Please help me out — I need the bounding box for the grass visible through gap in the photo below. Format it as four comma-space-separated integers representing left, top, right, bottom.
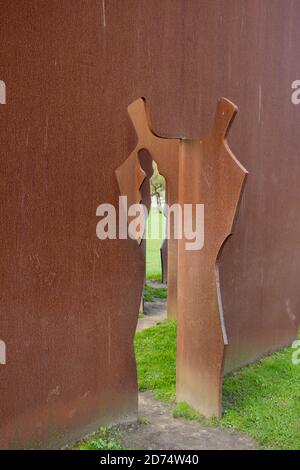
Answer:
134, 320, 300, 450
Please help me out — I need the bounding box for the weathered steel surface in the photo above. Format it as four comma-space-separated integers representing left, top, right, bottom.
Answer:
120, 97, 247, 418
115, 149, 146, 236
0, 1, 147, 449
116, 99, 180, 318
176, 99, 247, 417
0, 0, 299, 448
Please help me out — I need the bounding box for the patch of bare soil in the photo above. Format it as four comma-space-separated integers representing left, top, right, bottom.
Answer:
118, 391, 256, 450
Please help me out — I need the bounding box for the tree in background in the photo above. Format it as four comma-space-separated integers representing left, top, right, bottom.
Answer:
150, 162, 165, 211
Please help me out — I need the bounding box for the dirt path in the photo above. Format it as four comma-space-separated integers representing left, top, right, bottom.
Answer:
120, 391, 255, 450
136, 299, 167, 331
136, 280, 167, 331
130, 293, 256, 450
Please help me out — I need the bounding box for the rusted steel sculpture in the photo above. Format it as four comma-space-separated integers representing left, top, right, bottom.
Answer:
116, 97, 247, 417
176, 98, 248, 417
116, 98, 180, 319
1, 0, 300, 449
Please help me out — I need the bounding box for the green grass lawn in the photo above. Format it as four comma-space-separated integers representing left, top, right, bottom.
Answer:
143, 284, 167, 302
134, 320, 300, 450
146, 209, 165, 281
74, 427, 123, 450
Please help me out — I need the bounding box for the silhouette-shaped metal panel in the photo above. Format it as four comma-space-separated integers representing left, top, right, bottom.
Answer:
115, 98, 180, 318
176, 98, 248, 417
116, 97, 247, 418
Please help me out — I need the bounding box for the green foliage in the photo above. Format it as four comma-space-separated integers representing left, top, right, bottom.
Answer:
143, 284, 167, 302
77, 427, 123, 450
150, 162, 165, 197
137, 417, 149, 425
172, 402, 204, 422
135, 320, 300, 450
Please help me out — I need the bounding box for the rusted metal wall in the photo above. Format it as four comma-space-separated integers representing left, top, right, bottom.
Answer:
0, 0, 299, 448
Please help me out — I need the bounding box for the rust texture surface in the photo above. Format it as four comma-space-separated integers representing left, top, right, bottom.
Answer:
0, 0, 299, 447
116, 99, 180, 318
176, 99, 247, 417
119, 97, 247, 417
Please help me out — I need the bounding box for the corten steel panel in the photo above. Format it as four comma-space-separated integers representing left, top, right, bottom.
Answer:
0, 0, 299, 447
171, 0, 300, 372
176, 99, 247, 417
117, 97, 247, 418
116, 99, 180, 319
